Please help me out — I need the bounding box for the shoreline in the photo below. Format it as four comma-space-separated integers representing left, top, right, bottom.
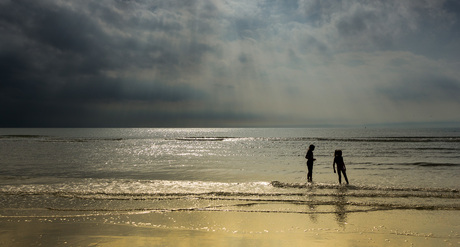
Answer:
1, 209, 458, 246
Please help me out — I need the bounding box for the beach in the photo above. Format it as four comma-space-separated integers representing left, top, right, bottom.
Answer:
1, 206, 459, 246
2, 0, 460, 245
0, 128, 459, 246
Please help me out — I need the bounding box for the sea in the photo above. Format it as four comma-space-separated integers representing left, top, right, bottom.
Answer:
0, 128, 459, 222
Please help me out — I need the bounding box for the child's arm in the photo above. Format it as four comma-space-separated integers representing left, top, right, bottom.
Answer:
333, 158, 336, 173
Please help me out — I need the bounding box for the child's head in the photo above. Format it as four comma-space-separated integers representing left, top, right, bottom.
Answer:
309, 144, 315, 150
334, 150, 342, 156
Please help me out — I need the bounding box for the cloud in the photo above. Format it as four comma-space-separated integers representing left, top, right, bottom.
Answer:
379, 75, 460, 102
1, 0, 460, 127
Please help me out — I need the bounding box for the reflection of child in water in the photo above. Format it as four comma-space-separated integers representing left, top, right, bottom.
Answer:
333, 150, 349, 184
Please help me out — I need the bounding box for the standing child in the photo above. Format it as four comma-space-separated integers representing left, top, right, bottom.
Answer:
333, 150, 349, 184
305, 145, 316, 182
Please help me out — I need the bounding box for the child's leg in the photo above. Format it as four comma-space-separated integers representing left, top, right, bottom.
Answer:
342, 170, 349, 184
338, 170, 342, 184
307, 163, 313, 182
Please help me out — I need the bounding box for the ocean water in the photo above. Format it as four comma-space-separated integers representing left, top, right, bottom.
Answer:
0, 128, 459, 221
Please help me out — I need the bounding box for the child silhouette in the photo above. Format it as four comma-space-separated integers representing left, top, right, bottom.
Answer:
333, 150, 349, 184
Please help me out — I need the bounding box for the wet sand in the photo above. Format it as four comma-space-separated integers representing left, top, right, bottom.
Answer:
1, 209, 458, 246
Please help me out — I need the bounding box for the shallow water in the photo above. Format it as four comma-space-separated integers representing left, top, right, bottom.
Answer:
0, 128, 459, 220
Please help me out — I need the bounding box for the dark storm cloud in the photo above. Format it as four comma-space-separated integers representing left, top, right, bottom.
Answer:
0, 0, 218, 126
1, 0, 460, 127
0, 0, 215, 79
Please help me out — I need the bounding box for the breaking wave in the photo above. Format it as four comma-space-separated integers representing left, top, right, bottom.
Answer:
0, 179, 458, 219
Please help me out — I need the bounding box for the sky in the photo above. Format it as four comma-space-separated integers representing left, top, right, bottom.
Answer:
1, 0, 460, 127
